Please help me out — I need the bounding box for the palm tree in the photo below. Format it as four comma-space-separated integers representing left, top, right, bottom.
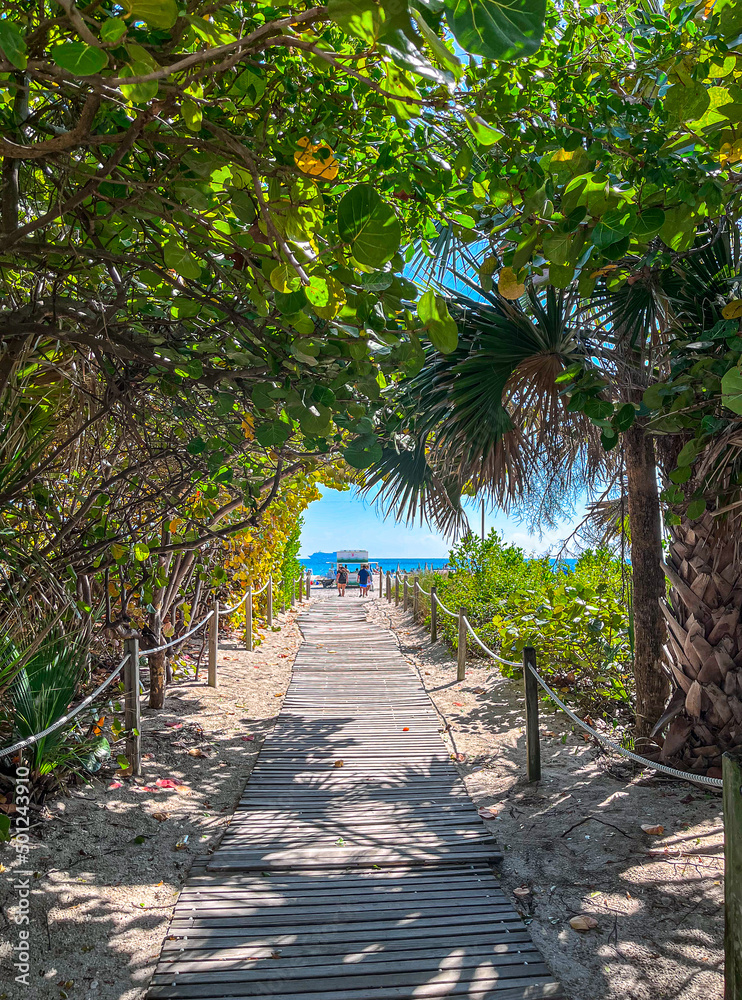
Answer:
366, 278, 672, 737
369, 234, 742, 767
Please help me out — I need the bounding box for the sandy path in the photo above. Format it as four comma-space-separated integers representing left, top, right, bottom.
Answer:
0, 600, 310, 1000
368, 596, 724, 1000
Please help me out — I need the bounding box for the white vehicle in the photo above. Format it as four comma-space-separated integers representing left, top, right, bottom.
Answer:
326, 550, 379, 588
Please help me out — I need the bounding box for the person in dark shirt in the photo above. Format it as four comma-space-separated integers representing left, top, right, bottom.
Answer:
336, 565, 348, 596
358, 564, 371, 597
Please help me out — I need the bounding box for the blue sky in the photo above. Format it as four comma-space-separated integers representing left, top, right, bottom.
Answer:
299, 486, 584, 559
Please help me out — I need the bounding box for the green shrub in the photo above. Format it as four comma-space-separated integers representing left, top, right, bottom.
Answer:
423, 532, 633, 717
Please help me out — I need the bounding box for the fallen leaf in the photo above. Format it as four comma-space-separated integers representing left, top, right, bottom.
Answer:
641, 824, 665, 836
453, 702, 464, 707
513, 886, 530, 897
402, 727, 410, 732
569, 915, 598, 932
334, 760, 344, 768
108, 782, 123, 790
472, 687, 486, 695
478, 807, 498, 819
274, 693, 283, 698
164, 722, 183, 729
188, 748, 205, 757
242, 735, 255, 742
152, 812, 168, 822
455, 753, 466, 762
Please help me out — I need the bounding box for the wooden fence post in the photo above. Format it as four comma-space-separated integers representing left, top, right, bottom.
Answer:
267, 576, 273, 627
724, 750, 742, 999
290, 577, 295, 608
413, 576, 419, 621
523, 645, 541, 781
430, 585, 437, 643
386, 571, 391, 602
244, 586, 253, 652
123, 636, 141, 776
208, 599, 219, 688
306, 574, 311, 600
379, 570, 383, 598
403, 576, 408, 612
395, 573, 400, 607
457, 606, 467, 681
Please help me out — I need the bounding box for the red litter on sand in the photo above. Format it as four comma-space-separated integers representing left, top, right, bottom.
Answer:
242, 735, 255, 741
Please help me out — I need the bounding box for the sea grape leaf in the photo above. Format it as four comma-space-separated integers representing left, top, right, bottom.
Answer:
444, 0, 546, 61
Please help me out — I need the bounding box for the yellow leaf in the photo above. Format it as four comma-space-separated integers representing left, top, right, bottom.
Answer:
498, 267, 525, 300
720, 140, 742, 166
723, 300, 742, 319
641, 823, 664, 836
294, 138, 339, 181
596, 12, 609, 24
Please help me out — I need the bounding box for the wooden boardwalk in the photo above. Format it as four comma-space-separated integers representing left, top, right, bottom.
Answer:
148, 595, 564, 1000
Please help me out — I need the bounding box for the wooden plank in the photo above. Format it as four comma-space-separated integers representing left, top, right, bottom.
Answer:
146, 595, 560, 1000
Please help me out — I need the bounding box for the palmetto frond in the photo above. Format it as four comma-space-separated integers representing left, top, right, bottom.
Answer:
365, 285, 612, 534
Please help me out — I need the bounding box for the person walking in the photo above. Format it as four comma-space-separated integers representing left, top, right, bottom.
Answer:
358, 564, 371, 597
336, 564, 348, 597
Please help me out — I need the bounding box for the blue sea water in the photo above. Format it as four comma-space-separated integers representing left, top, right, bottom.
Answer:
300, 555, 450, 579
299, 553, 579, 579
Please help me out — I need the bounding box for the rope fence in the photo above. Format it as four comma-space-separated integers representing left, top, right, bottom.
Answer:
0, 573, 288, 771
388, 570, 722, 790
0, 653, 130, 760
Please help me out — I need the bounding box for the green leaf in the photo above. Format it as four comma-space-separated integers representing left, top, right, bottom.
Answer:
182, 98, 202, 132
0, 21, 27, 69
256, 421, 291, 447
687, 498, 706, 520
124, 0, 178, 30
133, 543, 150, 561
101, 17, 128, 43
633, 208, 665, 241
444, 0, 545, 60
463, 113, 503, 147
164, 241, 202, 280
270, 263, 302, 294
721, 366, 742, 415
592, 207, 634, 249
337, 185, 401, 267
613, 403, 636, 432
327, 0, 383, 44
51, 43, 108, 76
676, 440, 699, 467
669, 466, 692, 484
0, 813, 10, 842
418, 290, 458, 353
299, 404, 332, 436
344, 439, 383, 469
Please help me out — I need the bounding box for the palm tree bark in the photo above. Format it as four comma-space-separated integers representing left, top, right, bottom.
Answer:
657, 513, 742, 776
624, 419, 669, 736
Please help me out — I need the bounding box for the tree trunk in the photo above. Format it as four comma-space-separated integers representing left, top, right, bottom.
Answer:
624, 419, 669, 737
148, 609, 166, 709
658, 512, 742, 777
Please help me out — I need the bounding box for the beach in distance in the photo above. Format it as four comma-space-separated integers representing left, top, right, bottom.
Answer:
299, 552, 579, 580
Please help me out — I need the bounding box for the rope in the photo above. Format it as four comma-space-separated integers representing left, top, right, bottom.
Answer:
431, 587, 722, 789
463, 616, 521, 668
0, 653, 130, 759
417, 583, 431, 596
526, 661, 723, 788
139, 610, 214, 656
432, 590, 458, 618
222, 590, 251, 614
253, 579, 269, 595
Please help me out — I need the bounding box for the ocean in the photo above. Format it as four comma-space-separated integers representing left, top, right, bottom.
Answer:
299, 554, 579, 579
299, 555, 450, 579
